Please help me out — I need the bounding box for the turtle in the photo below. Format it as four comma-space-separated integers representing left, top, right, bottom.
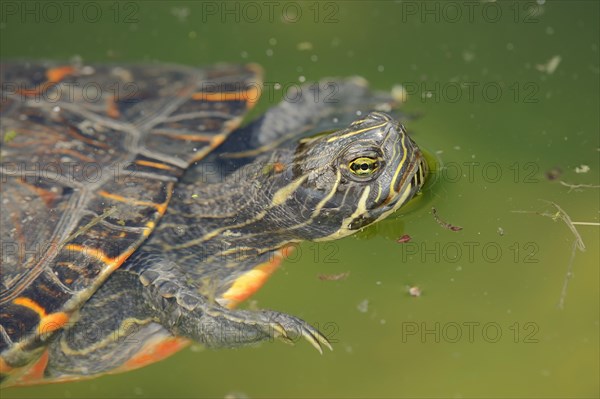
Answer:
0, 61, 428, 386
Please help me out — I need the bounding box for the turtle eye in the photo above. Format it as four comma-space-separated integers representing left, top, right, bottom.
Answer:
349, 157, 379, 177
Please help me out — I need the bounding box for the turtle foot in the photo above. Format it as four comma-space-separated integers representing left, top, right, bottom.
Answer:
263, 310, 333, 354
195, 307, 333, 354
134, 257, 332, 353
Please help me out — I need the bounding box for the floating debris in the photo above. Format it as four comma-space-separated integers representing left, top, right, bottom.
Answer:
318, 272, 350, 281
189, 344, 205, 353
462, 50, 475, 63
558, 181, 600, 192
545, 166, 562, 181
511, 200, 596, 309
536, 55, 562, 75
432, 207, 463, 231
575, 164, 590, 174
408, 286, 422, 297
391, 84, 408, 103
497, 227, 505, 236
396, 234, 412, 243
356, 299, 369, 313
224, 392, 249, 399
297, 41, 313, 51
170, 7, 190, 23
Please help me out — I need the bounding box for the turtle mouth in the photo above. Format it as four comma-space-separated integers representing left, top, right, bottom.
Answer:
388, 153, 427, 210
393, 152, 427, 201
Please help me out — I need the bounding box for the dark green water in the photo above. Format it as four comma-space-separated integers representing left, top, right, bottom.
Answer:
1, 1, 598, 398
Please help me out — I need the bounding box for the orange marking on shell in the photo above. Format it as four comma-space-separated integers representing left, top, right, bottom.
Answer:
210, 134, 226, 148
16, 350, 49, 385
119, 337, 190, 372
46, 66, 75, 82
191, 85, 260, 108
153, 131, 215, 142
106, 97, 120, 119
17, 83, 55, 97
16, 66, 75, 97
244, 85, 260, 108
10, 337, 190, 386
221, 244, 296, 309
17, 180, 58, 208
37, 312, 69, 335
192, 90, 246, 102
98, 190, 168, 215
65, 126, 110, 149
143, 221, 155, 237
134, 159, 177, 171
0, 357, 14, 374
64, 243, 115, 264
64, 244, 135, 273
13, 297, 47, 318
14, 298, 70, 335
54, 148, 96, 163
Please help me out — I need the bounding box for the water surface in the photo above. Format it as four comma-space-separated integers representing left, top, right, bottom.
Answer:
1, 1, 598, 398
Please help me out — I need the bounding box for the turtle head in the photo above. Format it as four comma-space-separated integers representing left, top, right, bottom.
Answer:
279, 111, 428, 241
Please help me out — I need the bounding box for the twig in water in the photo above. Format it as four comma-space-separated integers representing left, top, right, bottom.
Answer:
431, 207, 463, 231
559, 180, 600, 192
512, 200, 596, 308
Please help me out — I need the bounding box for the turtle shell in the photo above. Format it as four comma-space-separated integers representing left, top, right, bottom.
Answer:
0, 61, 262, 377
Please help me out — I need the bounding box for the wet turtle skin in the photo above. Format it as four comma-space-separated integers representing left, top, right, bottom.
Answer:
0, 61, 428, 386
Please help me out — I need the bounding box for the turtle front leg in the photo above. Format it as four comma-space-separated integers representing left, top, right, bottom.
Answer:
43, 262, 330, 382
136, 259, 332, 353
163, 300, 331, 353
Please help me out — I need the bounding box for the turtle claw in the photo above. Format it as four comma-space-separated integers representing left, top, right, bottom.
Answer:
166, 292, 332, 353
291, 320, 333, 355
200, 307, 332, 353
261, 310, 332, 354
